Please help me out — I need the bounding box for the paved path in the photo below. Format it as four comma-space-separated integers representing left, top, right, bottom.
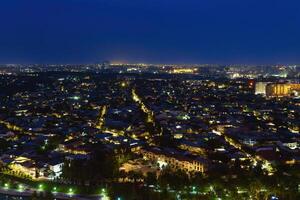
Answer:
0, 188, 100, 200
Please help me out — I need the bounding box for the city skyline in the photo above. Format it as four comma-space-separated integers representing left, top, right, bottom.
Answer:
0, 1, 299, 199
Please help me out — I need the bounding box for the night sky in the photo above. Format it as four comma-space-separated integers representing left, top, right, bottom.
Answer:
0, 0, 299, 64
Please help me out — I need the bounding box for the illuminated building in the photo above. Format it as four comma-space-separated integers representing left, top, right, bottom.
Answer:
255, 82, 269, 95
266, 83, 300, 97
290, 83, 300, 96
96, 60, 111, 70
169, 68, 198, 74
141, 148, 206, 173
48, 160, 64, 179
9, 157, 37, 179
248, 79, 255, 88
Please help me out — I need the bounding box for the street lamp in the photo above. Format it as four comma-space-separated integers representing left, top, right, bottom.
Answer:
68, 187, 74, 195
18, 184, 23, 191
38, 184, 43, 190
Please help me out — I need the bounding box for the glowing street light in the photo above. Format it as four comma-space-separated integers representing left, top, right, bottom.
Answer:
100, 189, 110, 200
68, 188, 74, 196
51, 186, 58, 194
121, 82, 126, 87
38, 184, 43, 190
73, 96, 80, 100
18, 184, 24, 191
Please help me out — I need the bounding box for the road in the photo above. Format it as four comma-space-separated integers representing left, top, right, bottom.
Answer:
96, 105, 108, 130
0, 187, 100, 200
132, 88, 154, 123
213, 129, 274, 174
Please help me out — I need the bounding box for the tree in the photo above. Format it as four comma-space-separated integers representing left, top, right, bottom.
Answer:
61, 143, 120, 185
158, 168, 190, 190
43, 191, 55, 200
145, 172, 157, 186
30, 191, 38, 200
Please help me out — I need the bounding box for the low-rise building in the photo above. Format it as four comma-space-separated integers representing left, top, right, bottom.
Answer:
141, 147, 207, 173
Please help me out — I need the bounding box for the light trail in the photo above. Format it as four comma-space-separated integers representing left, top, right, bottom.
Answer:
132, 88, 154, 123
132, 88, 162, 138
213, 129, 274, 174
96, 105, 107, 130
0, 119, 32, 136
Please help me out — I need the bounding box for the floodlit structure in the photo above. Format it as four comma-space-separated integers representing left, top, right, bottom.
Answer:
255, 82, 269, 96
266, 83, 300, 97
141, 148, 207, 173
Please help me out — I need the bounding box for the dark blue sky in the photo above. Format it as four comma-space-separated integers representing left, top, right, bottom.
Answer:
0, 0, 299, 64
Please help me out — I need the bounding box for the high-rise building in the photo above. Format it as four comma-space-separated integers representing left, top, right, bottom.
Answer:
255, 82, 269, 96
95, 61, 111, 70
102, 61, 111, 70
